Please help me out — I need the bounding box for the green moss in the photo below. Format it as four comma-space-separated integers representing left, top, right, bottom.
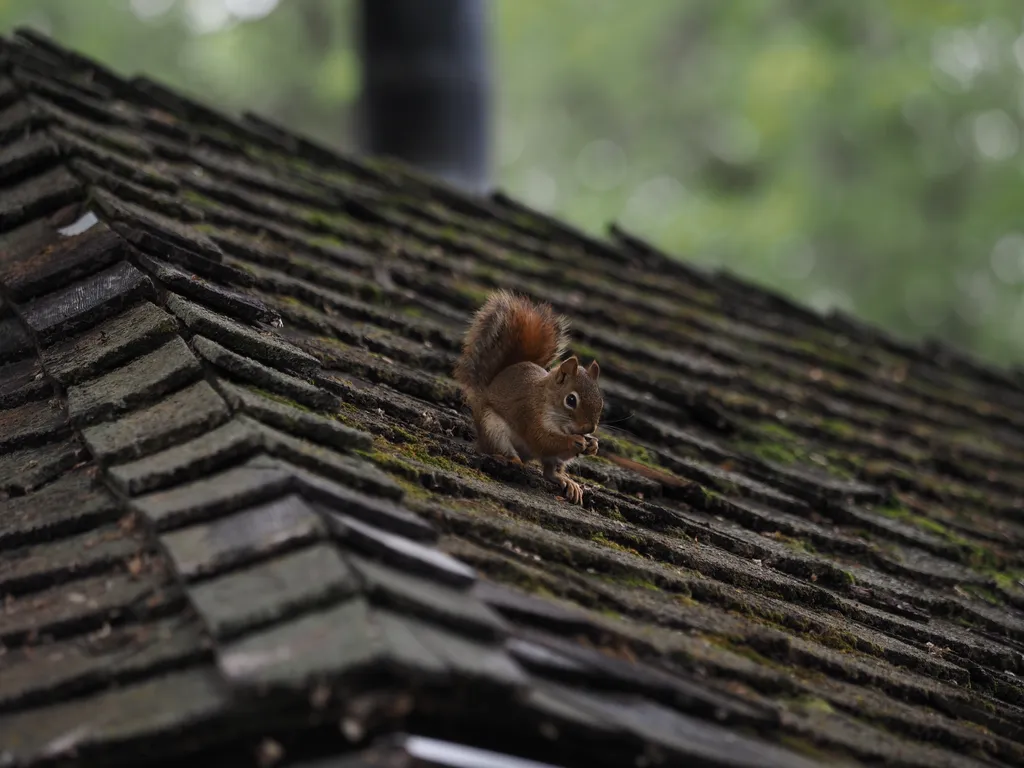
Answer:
765, 531, 816, 554
620, 574, 660, 591
372, 435, 493, 485
817, 418, 856, 438
599, 434, 658, 467
451, 279, 492, 305
962, 584, 1002, 606
992, 572, 1024, 593
570, 342, 601, 361
591, 531, 643, 558
785, 696, 836, 716
245, 385, 313, 413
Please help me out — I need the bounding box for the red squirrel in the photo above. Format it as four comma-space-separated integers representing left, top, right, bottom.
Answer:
453, 290, 603, 504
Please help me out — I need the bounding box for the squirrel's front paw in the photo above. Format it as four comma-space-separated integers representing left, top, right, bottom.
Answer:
582, 435, 599, 456
560, 476, 584, 504
569, 435, 587, 456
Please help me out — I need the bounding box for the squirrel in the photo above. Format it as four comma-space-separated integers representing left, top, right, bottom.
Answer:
453, 289, 603, 504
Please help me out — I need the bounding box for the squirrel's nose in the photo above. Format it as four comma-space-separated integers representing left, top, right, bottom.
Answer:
583, 422, 596, 435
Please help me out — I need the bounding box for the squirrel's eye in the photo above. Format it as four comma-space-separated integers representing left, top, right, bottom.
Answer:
564, 392, 578, 409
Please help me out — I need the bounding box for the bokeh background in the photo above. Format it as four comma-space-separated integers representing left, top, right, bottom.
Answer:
4, 0, 1024, 366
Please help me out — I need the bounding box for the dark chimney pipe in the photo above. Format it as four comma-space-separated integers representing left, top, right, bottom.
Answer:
356, 0, 492, 194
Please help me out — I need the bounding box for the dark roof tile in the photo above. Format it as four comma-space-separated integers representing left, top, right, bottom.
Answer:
132, 459, 293, 532
0, 99, 34, 142
218, 597, 380, 690
126, 227, 255, 287
348, 553, 507, 642
327, 512, 475, 588
0, 356, 48, 409
41, 299, 178, 386
66, 335, 201, 427
0, 614, 206, 714
0, 314, 33, 364
0, 667, 231, 766
0, 436, 84, 496
535, 685, 820, 768
0, 523, 142, 597
92, 187, 224, 261
149, 256, 280, 327
80, 378, 229, 463
160, 493, 325, 581
189, 543, 358, 640
0, 131, 58, 184
278, 459, 435, 540
164, 292, 307, 372
0, 396, 70, 452
0, 567, 174, 647
0, 164, 83, 230
255, 424, 403, 499
20, 259, 153, 343
374, 608, 527, 688
109, 416, 262, 496
218, 378, 371, 452
191, 334, 334, 410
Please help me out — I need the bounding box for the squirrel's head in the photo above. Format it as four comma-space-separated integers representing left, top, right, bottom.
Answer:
544, 356, 603, 436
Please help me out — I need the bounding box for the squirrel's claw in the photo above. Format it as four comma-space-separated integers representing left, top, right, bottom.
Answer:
561, 477, 584, 505
582, 435, 599, 456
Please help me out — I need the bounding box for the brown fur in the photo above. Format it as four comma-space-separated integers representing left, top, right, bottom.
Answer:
454, 290, 604, 505
453, 290, 568, 391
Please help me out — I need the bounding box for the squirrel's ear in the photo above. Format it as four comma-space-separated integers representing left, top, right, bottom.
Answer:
587, 360, 600, 381
556, 356, 579, 383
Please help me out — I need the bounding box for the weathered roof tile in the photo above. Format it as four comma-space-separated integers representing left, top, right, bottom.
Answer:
109, 416, 261, 496
20, 259, 153, 343
327, 512, 475, 588
0, 356, 48, 409
348, 553, 507, 642
80, 379, 229, 463
67, 335, 201, 426
0, 162, 82, 230
191, 334, 334, 410
0, 615, 205, 713
218, 378, 371, 452
0, 437, 84, 496
160, 493, 324, 581
0, 523, 142, 597
148, 256, 280, 326
218, 597, 379, 690
0, 668, 230, 766
42, 299, 178, 385
0, 216, 125, 301
132, 459, 292, 531
189, 543, 357, 640
0, 397, 69, 452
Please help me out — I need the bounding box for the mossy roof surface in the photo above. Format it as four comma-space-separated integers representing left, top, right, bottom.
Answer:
1, 27, 1024, 768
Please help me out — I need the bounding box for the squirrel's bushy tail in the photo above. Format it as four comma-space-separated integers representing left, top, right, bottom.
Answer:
454, 289, 569, 391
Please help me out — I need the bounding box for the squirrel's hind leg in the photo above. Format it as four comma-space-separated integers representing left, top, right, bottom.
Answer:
543, 457, 584, 504
476, 408, 523, 464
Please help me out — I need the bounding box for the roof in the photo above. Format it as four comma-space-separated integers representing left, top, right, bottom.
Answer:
2, 27, 1024, 768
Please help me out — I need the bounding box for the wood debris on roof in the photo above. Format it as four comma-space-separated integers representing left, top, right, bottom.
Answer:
1, 27, 1024, 768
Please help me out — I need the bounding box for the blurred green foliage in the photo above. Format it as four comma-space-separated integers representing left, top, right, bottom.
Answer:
4, 0, 1024, 365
